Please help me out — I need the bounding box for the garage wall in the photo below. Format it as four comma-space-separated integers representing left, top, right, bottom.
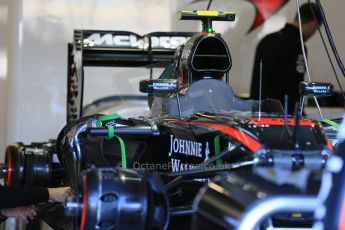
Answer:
0, 0, 8, 161
1, 0, 345, 161
1, 0, 175, 160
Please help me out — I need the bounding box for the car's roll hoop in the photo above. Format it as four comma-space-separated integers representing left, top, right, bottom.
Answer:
177, 10, 235, 33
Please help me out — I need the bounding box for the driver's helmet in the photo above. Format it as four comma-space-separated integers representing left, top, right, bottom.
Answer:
176, 33, 232, 86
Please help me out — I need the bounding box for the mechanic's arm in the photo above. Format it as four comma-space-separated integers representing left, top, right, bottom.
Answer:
0, 186, 72, 209
0, 205, 36, 223
0, 186, 72, 223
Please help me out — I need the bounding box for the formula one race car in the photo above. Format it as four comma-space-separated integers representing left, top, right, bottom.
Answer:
0, 8, 337, 230
55, 10, 335, 230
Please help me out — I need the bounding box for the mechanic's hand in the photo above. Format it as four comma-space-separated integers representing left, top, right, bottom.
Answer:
48, 187, 74, 203
0, 205, 36, 223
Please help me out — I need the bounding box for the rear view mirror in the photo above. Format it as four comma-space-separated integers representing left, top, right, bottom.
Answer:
299, 82, 333, 97
139, 79, 179, 96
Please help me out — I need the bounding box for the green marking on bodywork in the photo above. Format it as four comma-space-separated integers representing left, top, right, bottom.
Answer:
214, 135, 223, 166
322, 118, 340, 129
96, 113, 127, 168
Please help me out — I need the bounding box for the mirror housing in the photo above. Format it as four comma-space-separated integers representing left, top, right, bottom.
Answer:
140, 79, 178, 96
299, 82, 333, 97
